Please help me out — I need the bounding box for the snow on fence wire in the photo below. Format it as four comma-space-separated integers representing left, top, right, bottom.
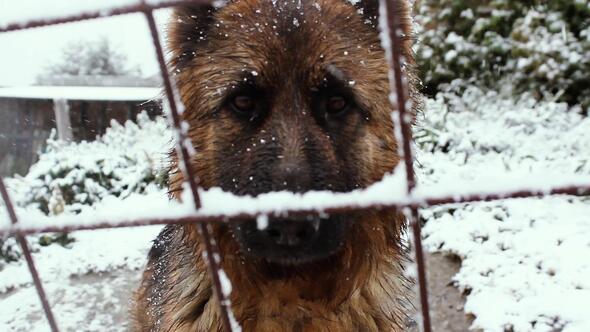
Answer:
1, 1, 590, 332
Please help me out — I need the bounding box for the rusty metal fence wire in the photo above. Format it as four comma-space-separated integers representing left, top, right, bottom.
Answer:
1, 1, 590, 331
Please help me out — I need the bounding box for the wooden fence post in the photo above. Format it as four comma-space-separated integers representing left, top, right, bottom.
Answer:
53, 98, 73, 141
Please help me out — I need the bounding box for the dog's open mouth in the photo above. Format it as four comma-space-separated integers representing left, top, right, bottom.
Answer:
232, 215, 348, 265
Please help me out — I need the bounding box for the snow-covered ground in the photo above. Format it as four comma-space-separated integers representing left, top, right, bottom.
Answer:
0, 227, 160, 332
417, 88, 590, 332
1, 87, 589, 331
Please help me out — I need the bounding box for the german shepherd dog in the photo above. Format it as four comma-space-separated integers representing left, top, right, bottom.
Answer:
134, 0, 417, 330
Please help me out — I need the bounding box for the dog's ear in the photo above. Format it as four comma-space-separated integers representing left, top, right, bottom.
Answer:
168, 5, 218, 70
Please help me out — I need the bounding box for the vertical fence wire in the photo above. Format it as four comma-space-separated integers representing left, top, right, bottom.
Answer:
142, 6, 234, 331
380, 0, 432, 331
0, 178, 60, 332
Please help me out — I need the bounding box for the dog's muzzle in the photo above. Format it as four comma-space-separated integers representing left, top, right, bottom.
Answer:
232, 214, 347, 265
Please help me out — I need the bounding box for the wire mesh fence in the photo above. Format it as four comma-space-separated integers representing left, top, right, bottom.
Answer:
1, 1, 589, 332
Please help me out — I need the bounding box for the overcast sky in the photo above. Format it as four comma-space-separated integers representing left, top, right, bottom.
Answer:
0, 6, 172, 86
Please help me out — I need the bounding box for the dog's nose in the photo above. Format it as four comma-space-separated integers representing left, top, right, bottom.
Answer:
263, 220, 318, 247
274, 162, 311, 192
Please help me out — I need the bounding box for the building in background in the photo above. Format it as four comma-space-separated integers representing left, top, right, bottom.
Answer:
0, 75, 162, 177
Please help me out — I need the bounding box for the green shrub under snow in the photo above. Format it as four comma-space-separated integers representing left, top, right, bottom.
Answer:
20, 112, 171, 215
415, 0, 590, 110
1, 113, 172, 263
0, 238, 20, 264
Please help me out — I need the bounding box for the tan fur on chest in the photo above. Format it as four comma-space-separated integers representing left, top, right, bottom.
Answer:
134, 212, 410, 331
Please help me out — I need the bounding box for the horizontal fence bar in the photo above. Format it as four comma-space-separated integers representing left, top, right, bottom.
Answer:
2, 183, 589, 238
0, 0, 213, 33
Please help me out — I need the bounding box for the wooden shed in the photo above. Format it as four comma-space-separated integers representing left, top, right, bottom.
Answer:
0, 84, 162, 177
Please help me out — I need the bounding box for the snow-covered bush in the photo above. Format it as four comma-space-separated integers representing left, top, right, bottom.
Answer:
0, 238, 20, 264
415, 0, 590, 110
415, 86, 590, 179
0, 113, 172, 263
20, 112, 172, 215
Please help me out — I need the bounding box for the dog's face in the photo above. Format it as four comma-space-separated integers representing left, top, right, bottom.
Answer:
169, 0, 410, 265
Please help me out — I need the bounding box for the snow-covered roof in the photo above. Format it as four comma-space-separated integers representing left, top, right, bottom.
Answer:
0, 86, 161, 101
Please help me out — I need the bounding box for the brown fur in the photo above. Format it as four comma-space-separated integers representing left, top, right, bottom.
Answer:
133, 0, 418, 330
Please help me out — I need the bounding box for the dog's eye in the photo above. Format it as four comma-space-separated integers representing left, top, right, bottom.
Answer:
325, 95, 349, 115
230, 94, 256, 114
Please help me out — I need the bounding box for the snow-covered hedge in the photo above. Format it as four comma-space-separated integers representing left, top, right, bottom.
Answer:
1, 113, 172, 263
20, 112, 171, 215
415, 0, 590, 110
415, 86, 590, 179
0, 238, 19, 264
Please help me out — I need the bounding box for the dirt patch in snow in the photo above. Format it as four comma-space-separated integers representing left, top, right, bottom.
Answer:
424, 252, 474, 332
